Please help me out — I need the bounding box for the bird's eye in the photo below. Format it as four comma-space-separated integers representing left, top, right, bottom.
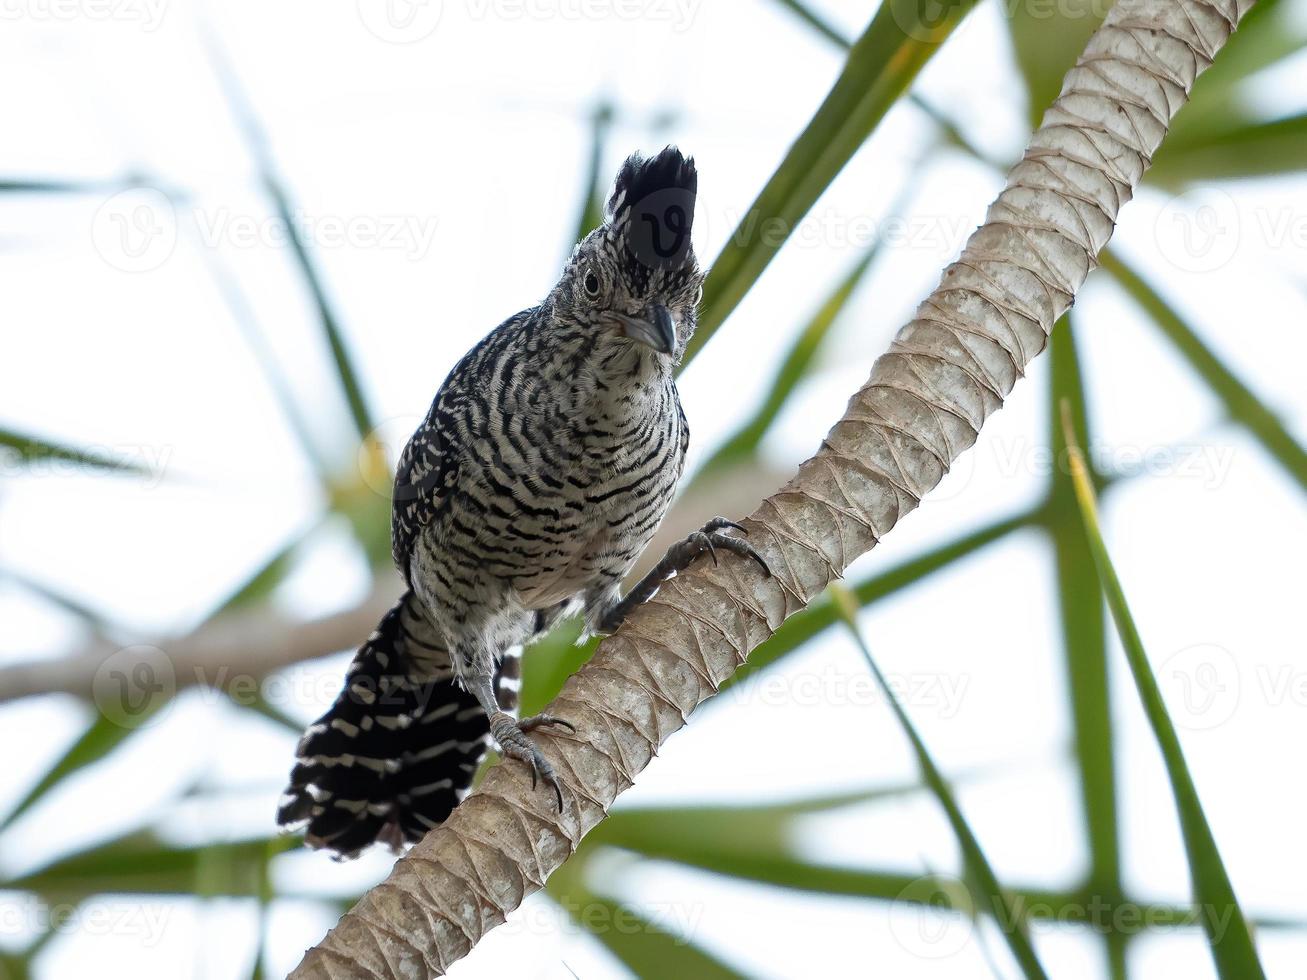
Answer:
583, 270, 601, 297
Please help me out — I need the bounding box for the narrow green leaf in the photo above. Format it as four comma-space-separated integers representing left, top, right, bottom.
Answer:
720, 507, 1037, 695
1060, 406, 1265, 980
830, 585, 1049, 980
0, 179, 131, 194
201, 33, 376, 442
1007, 0, 1105, 128
199, 247, 335, 484
683, 0, 979, 369
205, 518, 324, 620
1156, 0, 1299, 139
768, 0, 850, 47
3, 570, 116, 637
571, 102, 615, 248
519, 617, 592, 717
592, 822, 1256, 935
690, 241, 884, 486
547, 857, 743, 979
1150, 113, 1307, 186
0, 713, 153, 833
8, 833, 297, 899
593, 782, 973, 856
0, 428, 152, 476
1100, 250, 1307, 491
1046, 320, 1125, 979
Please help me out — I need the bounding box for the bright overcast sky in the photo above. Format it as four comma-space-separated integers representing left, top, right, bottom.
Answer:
2, 0, 1306, 977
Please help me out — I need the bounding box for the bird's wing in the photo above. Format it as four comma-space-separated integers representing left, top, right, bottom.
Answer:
390, 311, 533, 580
390, 389, 460, 580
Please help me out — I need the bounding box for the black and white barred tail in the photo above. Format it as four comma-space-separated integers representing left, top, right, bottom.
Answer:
276, 592, 490, 858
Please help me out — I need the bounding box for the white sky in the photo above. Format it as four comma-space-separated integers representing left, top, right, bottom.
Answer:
2, 0, 1306, 977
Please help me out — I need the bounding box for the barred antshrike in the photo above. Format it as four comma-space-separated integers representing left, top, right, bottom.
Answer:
278, 147, 769, 857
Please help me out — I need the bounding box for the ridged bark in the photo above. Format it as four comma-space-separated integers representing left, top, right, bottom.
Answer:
292, 0, 1253, 973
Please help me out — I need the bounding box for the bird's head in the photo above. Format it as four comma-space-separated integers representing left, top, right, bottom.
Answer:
553, 146, 701, 361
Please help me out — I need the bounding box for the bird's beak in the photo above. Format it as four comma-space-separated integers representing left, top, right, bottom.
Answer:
613, 304, 676, 355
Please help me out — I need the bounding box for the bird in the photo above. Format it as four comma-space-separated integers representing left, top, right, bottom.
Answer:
277, 147, 769, 858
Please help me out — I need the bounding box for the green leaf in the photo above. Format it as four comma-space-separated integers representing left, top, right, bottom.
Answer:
519, 617, 593, 717
9, 832, 297, 900
0, 428, 153, 477
593, 783, 967, 856
683, 0, 980, 369
690, 241, 883, 485
719, 507, 1037, 695
1060, 406, 1266, 980
205, 518, 324, 619
1100, 250, 1307, 491
1046, 319, 1125, 979
1150, 113, 1307, 187
1007, 0, 1105, 128
547, 856, 744, 979
0, 713, 154, 833
201, 34, 376, 443
1156, 0, 1301, 141
830, 585, 1048, 980
200, 249, 335, 484
570, 102, 616, 249
3, 570, 117, 637
767, 0, 850, 47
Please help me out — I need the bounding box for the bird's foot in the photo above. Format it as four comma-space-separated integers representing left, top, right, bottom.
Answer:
489, 711, 573, 811
597, 518, 771, 634
668, 517, 772, 577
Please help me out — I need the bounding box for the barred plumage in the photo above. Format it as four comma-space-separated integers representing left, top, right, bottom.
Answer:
279, 147, 766, 857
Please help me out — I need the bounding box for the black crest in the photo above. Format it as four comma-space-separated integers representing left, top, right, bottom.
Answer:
607, 146, 697, 272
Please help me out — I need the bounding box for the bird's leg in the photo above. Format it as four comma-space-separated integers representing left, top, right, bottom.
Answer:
466, 671, 574, 811
596, 517, 771, 635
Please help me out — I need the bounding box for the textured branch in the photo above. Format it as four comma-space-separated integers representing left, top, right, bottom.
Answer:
293, 1, 1251, 974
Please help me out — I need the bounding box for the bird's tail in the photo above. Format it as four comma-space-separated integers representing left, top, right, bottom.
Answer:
276, 591, 489, 858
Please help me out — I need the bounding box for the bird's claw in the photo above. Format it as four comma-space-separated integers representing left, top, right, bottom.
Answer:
491, 712, 569, 812
679, 517, 771, 578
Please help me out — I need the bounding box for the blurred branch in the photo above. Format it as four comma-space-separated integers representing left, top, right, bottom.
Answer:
291, 2, 1253, 975
0, 579, 399, 706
